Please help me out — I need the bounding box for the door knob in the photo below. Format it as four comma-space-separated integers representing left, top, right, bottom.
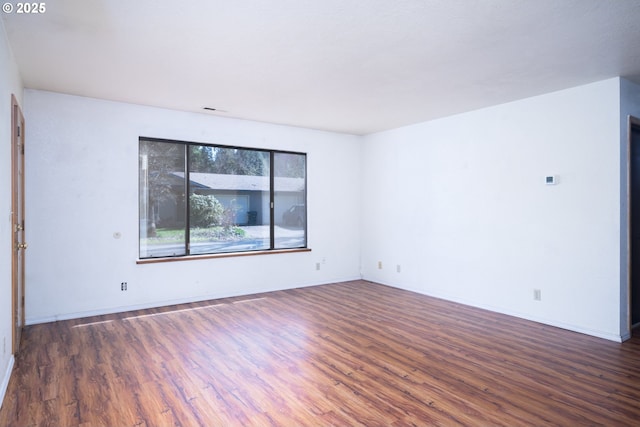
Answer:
16, 243, 28, 250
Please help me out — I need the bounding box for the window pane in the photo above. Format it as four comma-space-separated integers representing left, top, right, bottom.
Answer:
140, 139, 307, 259
139, 140, 187, 258
188, 146, 271, 254
274, 152, 306, 249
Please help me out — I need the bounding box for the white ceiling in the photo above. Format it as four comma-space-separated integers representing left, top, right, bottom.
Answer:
3, 0, 640, 135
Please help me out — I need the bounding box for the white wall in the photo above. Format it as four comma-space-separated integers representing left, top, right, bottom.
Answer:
19, 78, 635, 343
24, 90, 362, 323
0, 17, 23, 408
361, 79, 623, 341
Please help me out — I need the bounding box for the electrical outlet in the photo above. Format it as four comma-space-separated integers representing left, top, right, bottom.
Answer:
316, 263, 320, 271
121, 282, 128, 291
396, 264, 401, 273
378, 261, 383, 269
533, 289, 541, 301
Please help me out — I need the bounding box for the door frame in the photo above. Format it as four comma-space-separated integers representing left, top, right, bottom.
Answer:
627, 115, 640, 334
11, 94, 25, 353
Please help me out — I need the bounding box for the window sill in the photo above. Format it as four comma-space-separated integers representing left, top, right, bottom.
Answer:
137, 248, 311, 264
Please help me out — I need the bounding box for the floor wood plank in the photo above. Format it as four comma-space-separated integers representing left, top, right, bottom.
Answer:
1, 280, 640, 426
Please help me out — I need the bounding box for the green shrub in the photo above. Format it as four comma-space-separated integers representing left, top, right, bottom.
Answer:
190, 194, 224, 227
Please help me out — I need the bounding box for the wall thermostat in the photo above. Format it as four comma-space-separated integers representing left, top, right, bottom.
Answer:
545, 175, 556, 185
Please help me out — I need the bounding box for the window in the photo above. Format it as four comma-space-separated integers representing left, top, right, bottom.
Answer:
139, 138, 307, 259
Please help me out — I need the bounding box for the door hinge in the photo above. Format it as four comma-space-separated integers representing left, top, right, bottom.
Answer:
17, 125, 21, 138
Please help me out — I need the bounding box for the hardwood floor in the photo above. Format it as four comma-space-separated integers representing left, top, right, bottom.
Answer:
1, 280, 640, 426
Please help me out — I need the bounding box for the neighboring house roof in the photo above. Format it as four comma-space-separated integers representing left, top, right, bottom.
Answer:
171, 172, 304, 192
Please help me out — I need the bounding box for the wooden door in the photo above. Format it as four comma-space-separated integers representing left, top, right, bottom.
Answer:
11, 94, 26, 353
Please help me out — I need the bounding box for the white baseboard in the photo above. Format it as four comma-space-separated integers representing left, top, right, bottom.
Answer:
26, 275, 362, 325
0, 355, 15, 411
366, 278, 625, 343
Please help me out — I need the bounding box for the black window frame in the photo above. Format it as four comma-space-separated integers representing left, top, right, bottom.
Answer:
138, 137, 308, 260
